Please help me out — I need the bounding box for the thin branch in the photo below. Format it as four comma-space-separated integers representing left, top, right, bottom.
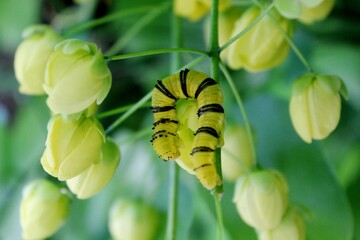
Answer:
220, 62, 257, 165
62, 5, 155, 36
106, 48, 208, 62
105, 91, 152, 134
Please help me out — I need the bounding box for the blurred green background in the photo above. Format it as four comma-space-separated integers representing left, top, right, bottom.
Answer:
0, 0, 360, 239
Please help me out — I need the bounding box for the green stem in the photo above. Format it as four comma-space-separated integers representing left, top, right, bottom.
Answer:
219, 2, 274, 52
180, 55, 208, 70
166, 13, 182, 240
213, 191, 224, 240
252, 0, 313, 72
105, 48, 208, 62
209, 0, 220, 81
209, 1, 224, 240
171, 16, 183, 72
105, 2, 170, 55
166, 161, 179, 240
96, 102, 151, 119
220, 62, 257, 166
105, 91, 152, 134
209, 0, 223, 194
119, 128, 153, 145
62, 5, 155, 36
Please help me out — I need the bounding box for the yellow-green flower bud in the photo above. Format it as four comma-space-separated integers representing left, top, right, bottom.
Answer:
41, 115, 105, 180
289, 73, 348, 143
221, 125, 255, 181
174, 0, 209, 21
257, 208, 306, 240
108, 199, 160, 240
44, 39, 112, 115
298, 0, 335, 24
66, 138, 120, 199
20, 179, 70, 240
14, 25, 63, 95
227, 7, 293, 72
174, 0, 231, 21
233, 169, 289, 230
274, 0, 324, 19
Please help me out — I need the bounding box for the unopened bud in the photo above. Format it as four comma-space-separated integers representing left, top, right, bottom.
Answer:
233, 169, 289, 230
44, 39, 111, 115
108, 199, 160, 240
41, 115, 105, 180
20, 179, 70, 240
14, 25, 63, 95
289, 73, 348, 143
227, 6, 294, 72
257, 208, 306, 240
221, 125, 255, 181
67, 138, 120, 199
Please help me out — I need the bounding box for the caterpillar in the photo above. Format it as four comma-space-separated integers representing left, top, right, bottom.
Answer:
151, 69, 225, 190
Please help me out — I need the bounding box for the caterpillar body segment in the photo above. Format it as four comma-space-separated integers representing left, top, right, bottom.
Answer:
151, 69, 225, 190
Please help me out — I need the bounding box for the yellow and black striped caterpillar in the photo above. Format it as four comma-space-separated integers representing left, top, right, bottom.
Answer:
151, 69, 225, 190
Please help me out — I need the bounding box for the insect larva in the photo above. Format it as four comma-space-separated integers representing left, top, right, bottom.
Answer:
151, 69, 225, 190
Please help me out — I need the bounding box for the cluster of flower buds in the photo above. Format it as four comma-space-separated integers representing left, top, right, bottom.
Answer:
108, 199, 160, 240
220, 124, 305, 238
15, 24, 121, 238
274, 0, 335, 24
206, 0, 335, 72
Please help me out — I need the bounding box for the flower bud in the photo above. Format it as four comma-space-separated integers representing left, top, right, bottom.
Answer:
108, 199, 160, 240
275, 0, 334, 23
14, 25, 63, 95
67, 138, 120, 199
289, 73, 348, 143
233, 169, 289, 230
298, 0, 335, 24
44, 39, 112, 115
20, 179, 70, 240
257, 208, 306, 240
274, 0, 302, 19
227, 7, 294, 72
174, 0, 231, 21
174, 0, 209, 21
41, 115, 105, 180
221, 125, 255, 181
